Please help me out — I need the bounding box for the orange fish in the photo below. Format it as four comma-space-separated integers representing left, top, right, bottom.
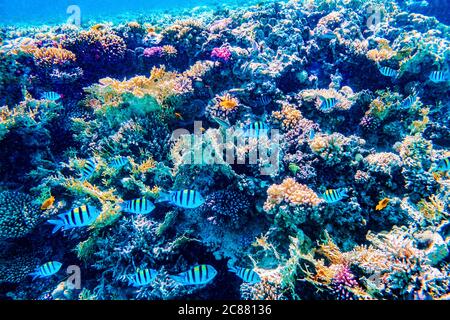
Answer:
375, 198, 390, 211
174, 112, 184, 120
41, 196, 55, 210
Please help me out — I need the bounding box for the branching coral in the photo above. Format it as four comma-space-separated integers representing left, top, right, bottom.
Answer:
264, 178, 323, 212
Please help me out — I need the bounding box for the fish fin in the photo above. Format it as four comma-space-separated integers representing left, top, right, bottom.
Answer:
155, 192, 171, 204
48, 219, 64, 234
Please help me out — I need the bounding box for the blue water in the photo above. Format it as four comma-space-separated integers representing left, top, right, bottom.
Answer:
0, 0, 277, 26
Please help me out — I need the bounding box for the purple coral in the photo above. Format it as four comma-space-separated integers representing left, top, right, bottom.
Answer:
143, 46, 164, 58
211, 47, 232, 62
202, 190, 250, 227
331, 265, 359, 300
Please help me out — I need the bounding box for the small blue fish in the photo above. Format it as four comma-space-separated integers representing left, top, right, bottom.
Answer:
244, 121, 270, 138
109, 156, 129, 169
322, 188, 349, 204
308, 129, 316, 140
212, 115, 231, 129
257, 96, 271, 107
128, 268, 158, 287
434, 157, 450, 172
30, 261, 62, 280
401, 93, 418, 109
319, 96, 338, 112
120, 198, 155, 215
48, 205, 100, 233
229, 266, 261, 284
41, 91, 62, 101
379, 66, 398, 78
79, 158, 97, 181
429, 71, 449, 83
156, 189, 205, 209
170, 265, 218, 285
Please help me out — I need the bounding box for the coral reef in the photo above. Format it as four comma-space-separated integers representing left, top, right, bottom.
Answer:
0, 0, 449, 301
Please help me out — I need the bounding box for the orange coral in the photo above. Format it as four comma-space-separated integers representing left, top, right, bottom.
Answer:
216, 93, 239, 111
33, 47, 76, 67
264, 178, 322, 211
40, 195, 55, 210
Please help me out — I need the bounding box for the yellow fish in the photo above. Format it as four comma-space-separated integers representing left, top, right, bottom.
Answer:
375, 198, 390, 211
41, 195, 55, 210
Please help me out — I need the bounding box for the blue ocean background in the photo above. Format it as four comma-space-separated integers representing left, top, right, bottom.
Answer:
0, 0, 284, 26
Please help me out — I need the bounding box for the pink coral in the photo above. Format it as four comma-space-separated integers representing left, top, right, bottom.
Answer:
211, 47, 232, 62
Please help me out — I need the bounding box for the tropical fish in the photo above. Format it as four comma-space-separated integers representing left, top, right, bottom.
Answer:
41, 195, 55, 210
288, 163, 300, 175
41, 91, 62, 101
174, 112, 184, 120
322, 188, 349, 204
434, 157, 450, 172
257, 96, 271, 107
48, 205, 100, 233
120, 198, 155, 215
79, 158, 97, 181
109, 156, 128, 169
170, 265, 218, 285
156, 190, 205, 209
401, 93, 418, 109
308, 129, 316, 140
318, 97, 338, 112
375, 198, 390, 211
128, 268, 158, 287
211, 115, 231, 128
429, 71, 449, 83
228, 266, 261, 284
30, 261, 62, 280
244, 121, 270, 138
379, 66, 398, 78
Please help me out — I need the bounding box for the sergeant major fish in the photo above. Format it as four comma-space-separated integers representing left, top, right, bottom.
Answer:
41, 91, 62, 101
79, 158, 97, 181
29, 261, 62, 280
379, 66, 398, 78
156, 189, 205, 209
170, 265, 218, 285
429, 71, 449, 83
120, 198, 155, 215
48, 205, 100, 233
109, 156, 129, 169
128, 268, 158, 287
228, 266, 261, 284
322, 188, 349, 204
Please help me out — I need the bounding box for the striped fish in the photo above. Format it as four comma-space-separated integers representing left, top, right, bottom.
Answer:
244, 121, 270, 138
170, 265, 218, 285
379, 66, 398, 78
120, 198, 155, 215
48, 205, 100, 233
401, 93, 418, 109
319, 96, 338, 112
109, 156, 129, 169
41, 91, 62, 101
257, 96, 272, 107
429, 71, 449, 83
79, 158, 97, 181
156, 189, 205, 209
128, 268, 158, 287
229, 266, 261, 284
30, 261, 62, 280
322, 188, 349, 204
434, 157, 450, 172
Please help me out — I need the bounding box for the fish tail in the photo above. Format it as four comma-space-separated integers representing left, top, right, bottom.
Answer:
341, 188, 349, 198
155, 192, 171, 204
29, 271, 40, 281
48, 219, 64, 234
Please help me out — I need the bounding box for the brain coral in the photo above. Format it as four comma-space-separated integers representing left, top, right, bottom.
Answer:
0, 191, 41, 239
